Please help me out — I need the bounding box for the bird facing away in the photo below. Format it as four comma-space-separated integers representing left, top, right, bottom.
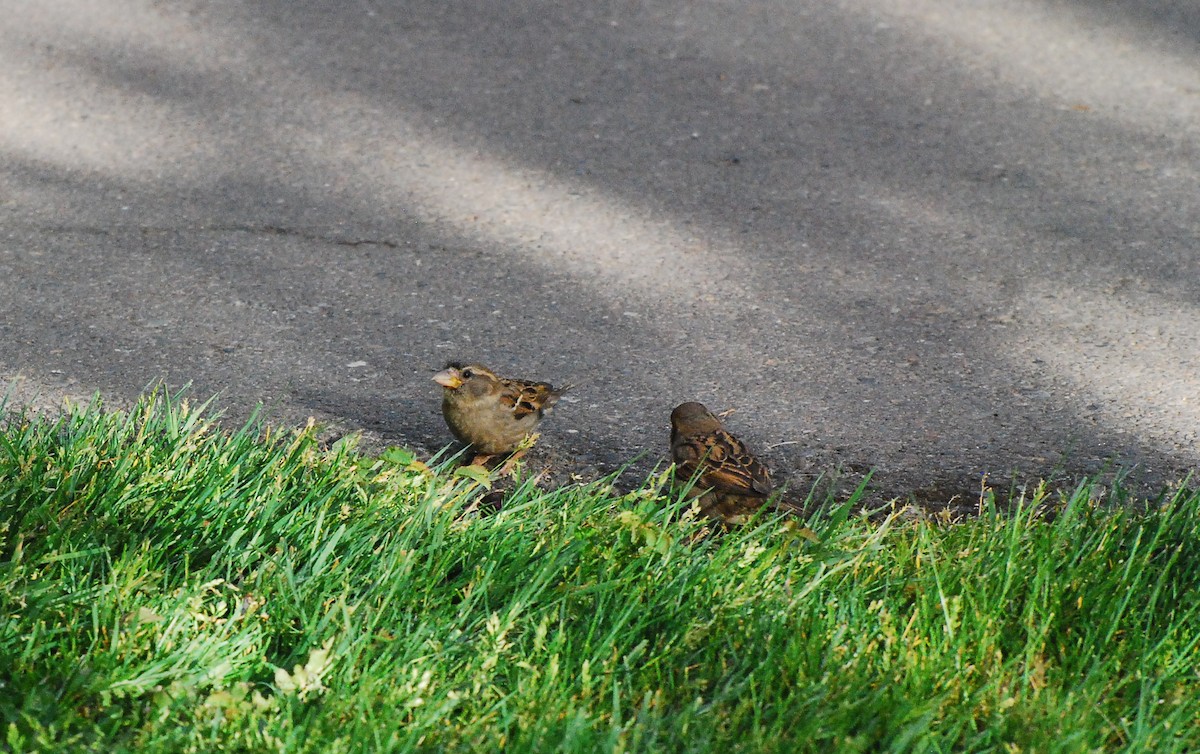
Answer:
432, 362, 570, 462
669, 401, 776, 525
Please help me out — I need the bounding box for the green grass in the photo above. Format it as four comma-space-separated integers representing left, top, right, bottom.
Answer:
2, 392, 1199, 753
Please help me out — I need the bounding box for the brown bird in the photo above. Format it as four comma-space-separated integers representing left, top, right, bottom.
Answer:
432, 362, 570, 465
669, 401, 780, 525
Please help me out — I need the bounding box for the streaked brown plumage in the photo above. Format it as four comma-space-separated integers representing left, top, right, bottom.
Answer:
669, 401, 778, 525
432, 362, 569, 458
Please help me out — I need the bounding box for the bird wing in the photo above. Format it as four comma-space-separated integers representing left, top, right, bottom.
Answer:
496, 379, 568, 419
674, 429, 773, 497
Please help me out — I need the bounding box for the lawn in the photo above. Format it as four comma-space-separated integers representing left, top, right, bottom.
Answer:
2, 393, 1198, 752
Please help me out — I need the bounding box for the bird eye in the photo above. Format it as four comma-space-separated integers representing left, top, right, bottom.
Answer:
461, 368, 473, 378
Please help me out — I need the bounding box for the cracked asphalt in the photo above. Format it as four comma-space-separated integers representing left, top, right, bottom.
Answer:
3, 0, 1200, 506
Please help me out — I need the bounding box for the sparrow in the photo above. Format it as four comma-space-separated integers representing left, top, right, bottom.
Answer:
432, 362, 570, 463
669, 401, 782, 525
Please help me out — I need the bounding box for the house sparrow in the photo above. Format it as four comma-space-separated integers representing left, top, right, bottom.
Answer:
670, 401, 782, 525
432, 362, 570, 463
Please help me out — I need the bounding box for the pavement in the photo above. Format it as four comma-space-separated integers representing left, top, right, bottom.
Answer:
3, 0, 1200, 507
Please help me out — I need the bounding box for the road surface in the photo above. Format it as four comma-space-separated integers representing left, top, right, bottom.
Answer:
3, 0, 1199, 506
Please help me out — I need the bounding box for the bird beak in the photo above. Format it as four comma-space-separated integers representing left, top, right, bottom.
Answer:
432, 368, 464, 389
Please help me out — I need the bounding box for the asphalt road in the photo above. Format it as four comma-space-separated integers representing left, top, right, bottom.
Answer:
3, 0, 1199, 506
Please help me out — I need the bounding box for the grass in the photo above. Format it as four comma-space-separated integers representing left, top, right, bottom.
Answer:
1, 392, 1199, 753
